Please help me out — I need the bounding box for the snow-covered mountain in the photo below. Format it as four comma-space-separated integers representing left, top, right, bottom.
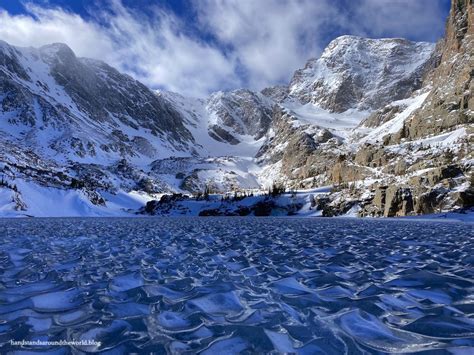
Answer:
288, 36, 435, 112
0, 41, 197, 164
0, 0, 472, 217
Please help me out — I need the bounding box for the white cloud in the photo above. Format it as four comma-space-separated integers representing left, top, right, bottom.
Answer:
0, 4, 114, 59
195, 0, 338, 90
0, 1, 240, 97
0, 0, 449, 96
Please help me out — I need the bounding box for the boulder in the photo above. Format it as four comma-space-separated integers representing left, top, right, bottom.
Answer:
414, 189, 445, 214
452, 188, 474, 208
355, 144, 391, 167
394, 160, 408, 175
384, 186, 414, 217
144, 200, 159, 214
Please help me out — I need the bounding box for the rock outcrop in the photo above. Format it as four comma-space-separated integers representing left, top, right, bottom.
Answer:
398, 0, 474, 141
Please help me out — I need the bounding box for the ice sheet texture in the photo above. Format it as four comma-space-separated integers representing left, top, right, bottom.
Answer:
0, 217, 473, 353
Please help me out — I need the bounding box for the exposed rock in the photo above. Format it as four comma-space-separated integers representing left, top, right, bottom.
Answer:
322, 199, 359, 217
331, 162, 371, 184
256, 106, 336, 181
452, 188, 474, 207
414, 189, 447, 214
393, 159, 408, 176
253, 200, 276, 216
357, 185, 415, 217
425, 165, 463, 185
408, 165, 464, 187
260, 85, 289, 103
208, 125, 241, 145
397, 0, 474, 141
384, 186, 414, 217
85, 190, 106, 206
373, 185, 388, 211
360, 104, 404, 128
355, 144, 392, 167
144, 194, 189, 214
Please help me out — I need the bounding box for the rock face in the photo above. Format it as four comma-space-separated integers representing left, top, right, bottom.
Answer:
364, 185, 414, 217
44, 44, 192, 143
398, 0, 474, 141
288, 36, 435, 112
384, 186, 414, 217
260, 85, 289, 103
256, 106, 336, 182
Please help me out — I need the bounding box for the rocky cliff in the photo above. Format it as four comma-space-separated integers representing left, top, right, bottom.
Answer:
399, 0, 473, 141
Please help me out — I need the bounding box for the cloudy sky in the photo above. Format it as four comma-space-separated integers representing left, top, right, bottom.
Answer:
0, 0, 450, 97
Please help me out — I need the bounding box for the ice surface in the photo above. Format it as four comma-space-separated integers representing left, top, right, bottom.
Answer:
188, 291, 243, 315
108, 272, 144, 292
202, 337, 248, 355
158, 311, 191, 329
264, 329, 296, 353
31, 289, 82, 311
0, 217, 472, 353
270, 277, 314, 295
55, 310, 87, 325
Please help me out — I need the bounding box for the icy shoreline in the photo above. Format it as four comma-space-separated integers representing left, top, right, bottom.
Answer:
1, 178, 472, 221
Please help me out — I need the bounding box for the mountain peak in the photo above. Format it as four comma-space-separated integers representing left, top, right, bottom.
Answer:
321, 35, 419, 58
39, 42, 76, 63
288, 36, 435, 112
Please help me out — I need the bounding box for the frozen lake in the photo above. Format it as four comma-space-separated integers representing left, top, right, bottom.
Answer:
0, 217, 473, 353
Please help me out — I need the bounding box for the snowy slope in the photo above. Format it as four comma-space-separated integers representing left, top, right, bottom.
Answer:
357, 92, 430, 144
0, 41, 195, 165
157, 91, 267, 157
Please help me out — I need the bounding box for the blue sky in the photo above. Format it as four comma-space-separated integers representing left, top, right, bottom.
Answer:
0, 0, 450, 97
